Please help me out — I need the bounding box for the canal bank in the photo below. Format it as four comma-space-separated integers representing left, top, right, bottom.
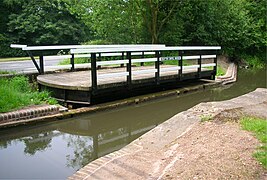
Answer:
70, 88, 267, 180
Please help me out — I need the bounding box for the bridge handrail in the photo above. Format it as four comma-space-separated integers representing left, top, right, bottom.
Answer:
70, 46, 221, 54
18, 44, 166, 51
10, 44, 27, 49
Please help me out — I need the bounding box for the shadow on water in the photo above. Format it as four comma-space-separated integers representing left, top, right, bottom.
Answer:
0, 68, 266, 179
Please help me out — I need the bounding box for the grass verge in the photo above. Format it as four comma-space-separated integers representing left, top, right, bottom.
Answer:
0, 70, 16, 75
240, 116, 267, 168
58, 57, 90, 65
0, 76, 57, 113
216, 65, 226, 76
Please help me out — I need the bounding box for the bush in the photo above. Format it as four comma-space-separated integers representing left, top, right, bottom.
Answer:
0, 34, 27, 57
242, 54, 266, 69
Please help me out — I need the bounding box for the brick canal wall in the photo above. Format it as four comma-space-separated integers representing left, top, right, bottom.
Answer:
0, 105, 59, 124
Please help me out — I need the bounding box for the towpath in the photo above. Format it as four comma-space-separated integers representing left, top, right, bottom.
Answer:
70, 88, 267, 179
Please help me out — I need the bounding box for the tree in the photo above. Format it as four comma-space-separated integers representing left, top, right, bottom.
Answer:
69, 0, 144, 44
7, 0, 90, 45
134, 0, 180, 44
0, 0, 26, 57
244, 0, 267, 55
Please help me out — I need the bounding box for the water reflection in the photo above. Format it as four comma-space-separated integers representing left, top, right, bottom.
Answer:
0, 68, 266, 179
0, 112, 158, 179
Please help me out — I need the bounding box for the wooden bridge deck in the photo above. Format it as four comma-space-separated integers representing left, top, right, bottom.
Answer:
37, 65, 212, 91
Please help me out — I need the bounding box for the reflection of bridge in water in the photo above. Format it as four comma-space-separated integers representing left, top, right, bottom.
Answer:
58, 116, 158, 159
0, 112, 161, 167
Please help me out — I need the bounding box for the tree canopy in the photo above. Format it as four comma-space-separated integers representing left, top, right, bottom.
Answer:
0, 0, 266, 64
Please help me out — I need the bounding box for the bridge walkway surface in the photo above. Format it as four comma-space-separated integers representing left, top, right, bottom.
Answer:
37, 65, 213, 90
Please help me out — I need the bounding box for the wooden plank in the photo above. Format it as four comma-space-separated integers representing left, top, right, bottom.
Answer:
160, 66, 180, 72
132, 69, 157, 75
201, 63, 216, 67
22, 44, 166, 51
132, 58, 157, 63
183, 65, 200, 70
71, 46, 221, 54
43, 52, 160, 60
10, 44, 27, 49
202, 55, 216, 59
95, 58, 157, 66
98, 72, 129, 79
182, 55, 216, 60
183, 55, 200, 60
96, 60, 128, 66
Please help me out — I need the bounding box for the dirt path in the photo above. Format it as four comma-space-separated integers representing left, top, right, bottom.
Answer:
162, 116, 265, 179
70, 88, 267, 180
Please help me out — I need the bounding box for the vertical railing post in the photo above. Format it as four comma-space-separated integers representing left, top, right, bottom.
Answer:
198, 54, 202, 78
126, 52, 132, 87
91, 53, 97, 92
121, 52, 124, 67
178, 51, 183, 81
155, 51, 160, 84
70, 54, 74, 71
141, 51, 145, 66
97, 53, 101, 69
213, 51, 218, 80
39, 55, 44, 74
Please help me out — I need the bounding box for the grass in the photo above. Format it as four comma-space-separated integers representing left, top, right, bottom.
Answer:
58, 57, 90, 65
200, 114, 213, 122
240, 116, 267, 168
0, 70, 16, 75
0, 76, 57, 113
242, 55, 265, 69
216, 65, 226, 76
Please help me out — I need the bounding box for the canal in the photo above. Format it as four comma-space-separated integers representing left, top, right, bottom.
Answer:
0, 68, 266, 179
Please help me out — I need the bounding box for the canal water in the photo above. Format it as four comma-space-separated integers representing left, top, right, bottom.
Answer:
0, 68, 266, 179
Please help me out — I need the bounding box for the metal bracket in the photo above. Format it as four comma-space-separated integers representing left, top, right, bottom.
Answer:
26, 51, 42, 74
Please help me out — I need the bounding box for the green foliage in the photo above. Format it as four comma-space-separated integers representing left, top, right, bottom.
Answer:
58, 58, 89, 65
0, 71, 11, 75
7, 0, 90, 45
216, 66, 226, 76
1, 0, 266, 65
200, 114, 213, 122
242, 54, 266, 69
0, 76, 57, 113
83, 40, 111, 45
241, 116, 267, 168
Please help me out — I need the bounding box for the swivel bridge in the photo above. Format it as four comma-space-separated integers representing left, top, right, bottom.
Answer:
11, 44, 221, 105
